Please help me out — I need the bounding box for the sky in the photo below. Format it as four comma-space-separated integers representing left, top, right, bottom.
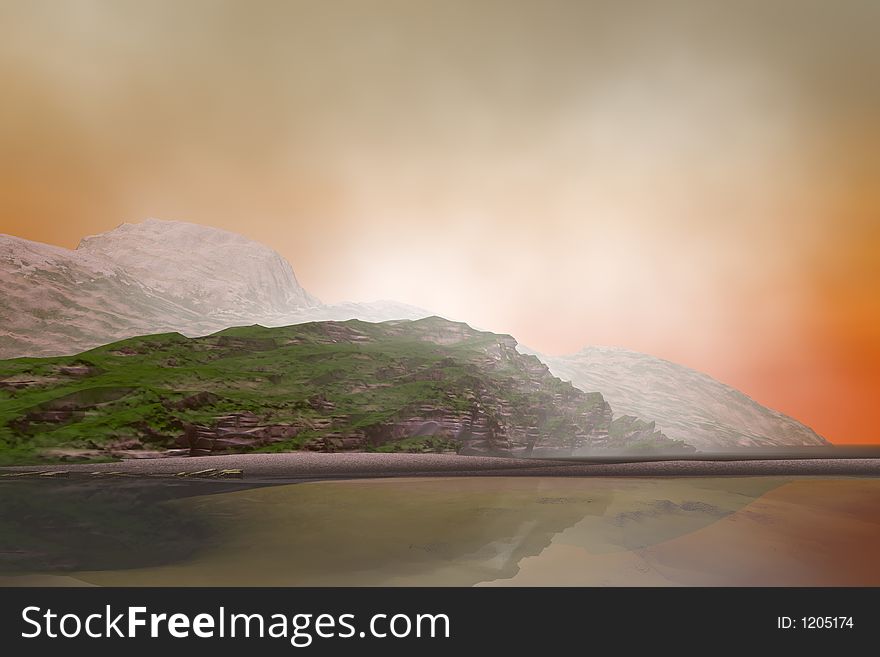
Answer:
0, 0, 878, 443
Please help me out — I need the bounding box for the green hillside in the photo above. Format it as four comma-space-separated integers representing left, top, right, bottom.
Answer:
0, 317, 692, 465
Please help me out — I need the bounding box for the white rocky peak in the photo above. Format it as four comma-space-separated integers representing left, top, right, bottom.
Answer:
76, 218, 320, 316
0, 219, 431, 359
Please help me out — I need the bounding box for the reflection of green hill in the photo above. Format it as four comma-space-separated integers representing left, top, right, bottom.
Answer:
0, 477, 605, 583
0, 317, 692, 464
0, 476, 787, 586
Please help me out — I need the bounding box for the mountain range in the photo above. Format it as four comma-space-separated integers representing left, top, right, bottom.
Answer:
0, 218, 828, 453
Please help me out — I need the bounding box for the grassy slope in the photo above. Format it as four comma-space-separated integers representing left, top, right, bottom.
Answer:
0, 317, 618, 465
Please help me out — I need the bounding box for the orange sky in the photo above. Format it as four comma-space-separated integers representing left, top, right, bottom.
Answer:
1, 0, 878, 443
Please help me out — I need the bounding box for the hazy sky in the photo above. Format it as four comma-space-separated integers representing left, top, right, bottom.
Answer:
1, 0, 878, 443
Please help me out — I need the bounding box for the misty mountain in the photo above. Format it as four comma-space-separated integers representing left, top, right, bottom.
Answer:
76, 218, 320, 318
0, 219, 430, 359
529, 346, 828, 451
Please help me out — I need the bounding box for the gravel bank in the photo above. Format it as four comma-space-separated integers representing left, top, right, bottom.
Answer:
2, 452, 880, 481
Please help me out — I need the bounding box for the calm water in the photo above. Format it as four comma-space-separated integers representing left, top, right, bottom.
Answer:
2, 476, 879, 586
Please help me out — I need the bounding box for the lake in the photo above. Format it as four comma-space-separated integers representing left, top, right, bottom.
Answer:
2, 476, 879, 586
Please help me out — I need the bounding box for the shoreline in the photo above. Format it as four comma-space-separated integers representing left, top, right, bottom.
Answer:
2, 452, 880, 482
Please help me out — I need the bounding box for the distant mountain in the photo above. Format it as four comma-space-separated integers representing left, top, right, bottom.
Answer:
0, 317, 693, 464
0, 232, 220, 358
76, 218, 320, 318
0, 219, 430, 359
531, 346, 828, 451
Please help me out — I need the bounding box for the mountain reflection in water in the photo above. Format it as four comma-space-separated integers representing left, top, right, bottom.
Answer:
2, 476, 879, 586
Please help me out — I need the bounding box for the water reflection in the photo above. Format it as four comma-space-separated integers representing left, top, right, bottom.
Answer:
2, 476, 878, 586
0, 479, 263, 574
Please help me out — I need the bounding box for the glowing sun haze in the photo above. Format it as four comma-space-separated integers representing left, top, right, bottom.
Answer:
1, 0, 878, 443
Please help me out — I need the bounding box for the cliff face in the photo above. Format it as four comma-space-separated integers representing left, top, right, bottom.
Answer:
0, 317, 693, 464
